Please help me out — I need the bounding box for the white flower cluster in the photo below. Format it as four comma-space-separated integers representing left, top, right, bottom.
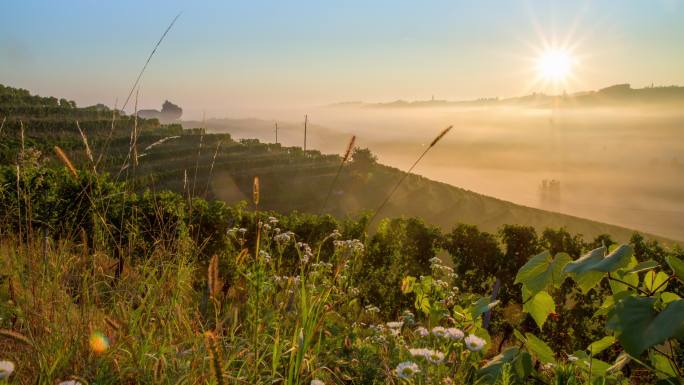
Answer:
430, 257, 457, 279
330, 229, 342, 239
333, 239, 364, 255
0, 361, 14, 379
274, 231, 294, 245
273, 275, 300, 286
395, 361, 420, 379
258, 250, 271, 264
409, 348, 445, 364
427, 326, 465, 341
386, 321, 403, 336
310, 261, 333, 271
364, 304, 380, 313
464, 334, 486, 351
296, 242, 314, 264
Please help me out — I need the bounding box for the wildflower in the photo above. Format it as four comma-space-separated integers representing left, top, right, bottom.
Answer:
431, 326, 447, 338
426, 350, 445, 364
386, 321, 403, 329
464, 334, 486, 352
268, 216, 278, 225
409, 348, 429, 357
311, 380, 325, 385
395, 361, 420, 379
567, 355, 579, 362
445, 327, 464, 340
0, 361, 14, 379
331, 229, 341, 239
58, 381, 83, 385
259, 250, 271, 264
364, 305, 380, 313
415, 327, 429, 337
442, 378, 454, 385
238, 228, 247, 234
333, 239, 365, 255
409, 348, 445, 364
274, 232, 291, 244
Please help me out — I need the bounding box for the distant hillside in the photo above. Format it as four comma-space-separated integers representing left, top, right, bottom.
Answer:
330, 84, 684, 109
1, 83, 679, 245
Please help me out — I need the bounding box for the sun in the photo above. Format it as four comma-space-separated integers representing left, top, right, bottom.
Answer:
536, 49, 574, 82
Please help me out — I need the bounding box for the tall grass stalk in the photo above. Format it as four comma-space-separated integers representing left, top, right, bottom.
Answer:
320, 135, 355, 213
366, 125, 452, 229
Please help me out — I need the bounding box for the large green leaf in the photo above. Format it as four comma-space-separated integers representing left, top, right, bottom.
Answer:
586, 336, 616, 355
563, 247, 606, 293
522, 287, 555, 329
626, 260, 659, 274
477, 347, 532, 384
525, 333, 555, 364
649, 350, 678, 379
515, 251, 571, 295
661, 292, 681, 305
666, 256, 684, 282
572, 351, 612, 376
606, 297, 684, 357
564, 245, 634, 293
609, 265, 640, 295
644, 271, 669, 294
469, 297, 500, 319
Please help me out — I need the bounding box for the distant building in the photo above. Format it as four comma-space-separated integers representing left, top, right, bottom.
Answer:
539, 179, 561, 210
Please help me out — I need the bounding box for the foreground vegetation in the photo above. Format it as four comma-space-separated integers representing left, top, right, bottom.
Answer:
1, 84, 683, 383
0, 160, 683, 384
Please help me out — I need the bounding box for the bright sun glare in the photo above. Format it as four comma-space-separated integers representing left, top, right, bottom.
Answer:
536, 49, 574, 82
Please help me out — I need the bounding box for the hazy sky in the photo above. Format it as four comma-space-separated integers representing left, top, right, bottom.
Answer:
2, 0, 683, 118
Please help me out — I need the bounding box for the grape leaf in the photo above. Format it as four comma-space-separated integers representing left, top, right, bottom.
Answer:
644, 271, 669, 294
586, 336, 616, 355
525, 333, 555, 364
666, 256, 684, 282
522, 287, 555, 329
606, 297, 684, 357
564, 245, 634, 293
515, 251, 571, 295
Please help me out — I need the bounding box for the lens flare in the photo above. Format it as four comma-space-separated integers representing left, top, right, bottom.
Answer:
89, 331, 110, 353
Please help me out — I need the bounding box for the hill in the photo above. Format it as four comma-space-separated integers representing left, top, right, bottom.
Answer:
330, 83, 684, 109
0, 83, 677, 245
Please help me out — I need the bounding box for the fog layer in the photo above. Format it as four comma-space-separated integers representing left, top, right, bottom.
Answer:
190, 104, 684, 241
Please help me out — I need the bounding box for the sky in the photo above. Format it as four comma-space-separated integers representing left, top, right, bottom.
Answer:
2, 0, 684, 118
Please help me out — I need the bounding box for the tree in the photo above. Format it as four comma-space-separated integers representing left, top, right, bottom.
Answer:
161, 100, 183, 120
443, 224, 503, 292
541, 227, 583, 258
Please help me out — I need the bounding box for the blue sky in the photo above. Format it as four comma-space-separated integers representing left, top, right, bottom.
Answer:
2, 0, 683, 117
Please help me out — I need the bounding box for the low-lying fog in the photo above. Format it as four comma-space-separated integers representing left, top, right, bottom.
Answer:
191, 104, 684, 241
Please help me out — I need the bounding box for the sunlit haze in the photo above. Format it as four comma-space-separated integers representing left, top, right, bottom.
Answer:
2, 1, 684, 117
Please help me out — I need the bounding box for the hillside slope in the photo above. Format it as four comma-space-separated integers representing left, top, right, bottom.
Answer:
0, 84, 677, 245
